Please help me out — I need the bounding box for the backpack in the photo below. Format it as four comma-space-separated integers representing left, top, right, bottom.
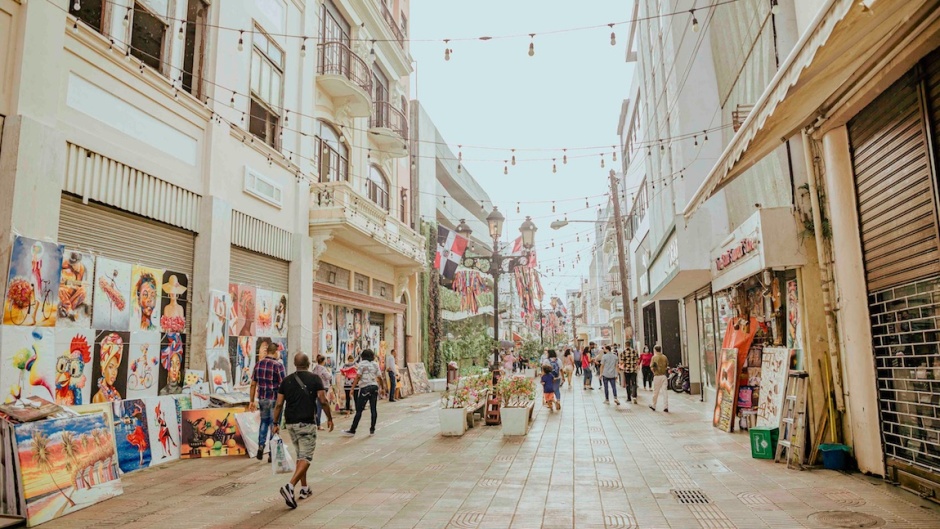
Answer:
549, 358, 560, 380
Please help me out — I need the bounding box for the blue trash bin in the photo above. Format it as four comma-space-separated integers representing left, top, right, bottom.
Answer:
819, 443, 851, 470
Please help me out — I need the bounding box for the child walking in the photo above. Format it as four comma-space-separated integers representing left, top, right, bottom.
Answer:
541, 364, 557, 411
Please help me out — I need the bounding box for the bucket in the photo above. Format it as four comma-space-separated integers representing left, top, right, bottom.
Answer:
819, 443, 851, 470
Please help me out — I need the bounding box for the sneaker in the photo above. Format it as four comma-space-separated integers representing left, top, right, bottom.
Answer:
342, 430, 355, 437
633, 398, 638, 405
664, 408, 669, 413
279, 483, 297, 509
614, 399, 621, 406
298, 486, 312, 500
604, 400, 610, 404
369, 430, 375, 436
256, 445, 265, 461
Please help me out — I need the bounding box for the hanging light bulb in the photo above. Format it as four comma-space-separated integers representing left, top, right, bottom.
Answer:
370, 40, 376, 64
528, 34, 535, 57
612, 147, 617, 162
577, 235, 581, 243
444, 39, 451, 61
704, 130, 709, 142
72, 20, 79, 32
511, 149, 516, 166
694, 135, 698, 146
660, 141, 664, 152
238, 30, 244, 51
178, 24, 184, 40
504, 161, 508, 175
609, 23, 616, 46
457, 163, 462, 174
552, 159, 557, 173
771, 0, 780, 14
367, 149, 371, 161
552, 201, 556, 213
563, 149, 568, 165
585, 197, 589, 208
123, 9, 129, 26
230, 94, 235, 107
691, 10, 700, 32
301, 38, 307, 57
516, 202, 520, 214
600, 155, 605, 168
411, 156, 416, 170
73, 0, 81, 9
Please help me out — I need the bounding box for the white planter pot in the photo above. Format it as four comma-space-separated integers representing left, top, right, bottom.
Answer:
501, 403, 534, 436
439, 408, 468, 436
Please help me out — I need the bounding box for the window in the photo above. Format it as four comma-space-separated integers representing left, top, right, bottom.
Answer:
373, 64, 389, 103
70, 0, 105, 33
181, 0, 209, 98
367, 166, 390, 211
319, 0, 350, 44
249, 25, 284, 148
130, 1, 169, 73
314, 121, 348, 182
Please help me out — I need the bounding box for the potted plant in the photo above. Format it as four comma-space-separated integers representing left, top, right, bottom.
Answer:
439, 375, 489, 436
497, 375, 536, 436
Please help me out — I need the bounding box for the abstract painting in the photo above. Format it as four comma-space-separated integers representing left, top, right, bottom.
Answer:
57, 249, 95, 328
226, 283, 239, 337
3, 236, 64, 327
53, 329, 95, 406
125, 331, 160, 400
233, 284, 256, 336
757, 347, 789, 428
144, 396, 180, 465
255, 289, 273, 335
158, 333, 185, 396
90, 330, 130, 404
130, 265, 162, 332
713, 348, 738, 433
92, 258, 131, 330
272, 291, 288, 338
111, 399, 151, 474
180, 408, 246, 459
159, 271, 188, 333
407, 362, 431, 394
207, 348, 232, 394
206, 290, 228, 348
14, 413, 122, 526
232, 337, 255, 390
0, 327, 56, 404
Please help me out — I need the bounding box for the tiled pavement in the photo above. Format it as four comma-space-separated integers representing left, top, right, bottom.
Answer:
44, 372, 940, 528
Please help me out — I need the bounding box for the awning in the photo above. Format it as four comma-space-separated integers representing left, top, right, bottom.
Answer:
683, 0, 940, 218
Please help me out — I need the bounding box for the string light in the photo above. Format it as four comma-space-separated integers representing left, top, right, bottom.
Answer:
72, 20, 78, 32
552, 159, 557, 173
585, 197, 589, 208
694, 135, 698, 146
457, 163, 462, 174
73, 0, 81, 9
238, 30, 244, 51
511, 149, 516, 166
600, 154, 605, 168
690, 10, 699, 32
704, 130, 709, 141
612, 147, 617, 162
552, 201, 556, 213
609, 23, 616, 46
563, 149, 568, 164
504, 161, 508, 175
411, 156, 416, 170
301, 38, 307, 57
178, 24, 184, 40
123, 9, 129, 26
771, 0, 779, 14
528, 34, 535, 57
444, 39, 451, 61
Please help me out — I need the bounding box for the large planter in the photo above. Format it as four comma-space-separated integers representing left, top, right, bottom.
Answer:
439, 408, 468, 436
501, 402, 534, 436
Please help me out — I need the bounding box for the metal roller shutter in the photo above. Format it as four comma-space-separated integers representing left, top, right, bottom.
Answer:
229, 246, 289, 292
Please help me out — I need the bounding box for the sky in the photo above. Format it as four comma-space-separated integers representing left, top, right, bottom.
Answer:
410, 0, 635, 303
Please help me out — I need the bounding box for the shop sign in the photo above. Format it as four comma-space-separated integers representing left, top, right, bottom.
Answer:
714, 237, 759, 272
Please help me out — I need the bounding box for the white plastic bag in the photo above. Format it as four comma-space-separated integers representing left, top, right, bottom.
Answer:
271, 434, 295, 475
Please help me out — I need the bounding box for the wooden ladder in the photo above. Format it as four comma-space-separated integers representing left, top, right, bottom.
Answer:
775, 371, 808, 470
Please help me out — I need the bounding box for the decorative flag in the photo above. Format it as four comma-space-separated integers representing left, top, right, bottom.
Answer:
435, 225, 468, 281
453, 270, 489, 314
512, 237, 538, 268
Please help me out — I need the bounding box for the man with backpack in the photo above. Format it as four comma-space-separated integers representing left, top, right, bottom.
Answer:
546, 350, 562, 410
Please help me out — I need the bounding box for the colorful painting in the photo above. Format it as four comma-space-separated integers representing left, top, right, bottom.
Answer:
713, 348, 738, 433
158, 333, 185, 396
272, 337, 288, 369
207, 290, 228, 348
125, 331, 160, 400
92, 258, 131, 330
173, 393, 192, 411
232, 337, 255, 389
190, 382, 210, 409
159, 271, 188, 333
408, 362, 431, 394
786, 280, 801, 349
757, 347, 789, 428
90, 330, 130, 404
1, 327, 55, 404
207, 348, 232, 394
180, 408, 246, 459
57, 249, 94, 328
53, 329, 94, 406
399, 365, 414, 398
14, 413, 122, 526
226, 283, 239, 336
130, 265, 162, 332
233, 284, 256, 336
337, 307, 349, 364
255, 289, 273, 334
111, 399, 151, 474
145, 396, 180, 465
183, 368, 204, 389
320, 303, 335, 366
3, 236, 64, 327
272, 291, 288, 338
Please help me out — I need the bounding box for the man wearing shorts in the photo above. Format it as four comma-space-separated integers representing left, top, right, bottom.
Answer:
273, 353, 333, 509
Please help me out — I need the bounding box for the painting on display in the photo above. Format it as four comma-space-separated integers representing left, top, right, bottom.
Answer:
158, 333, 185, 395
207, 290, 228, 348
130, 265, 162, 332
255, 289, 273, 335
3, 236, 64, 327
713, 348, 738, 433
271, 337, 288, 369
58, 249, 95, 328
756, 347, 790, 428
159, 271, 188, 333
337, 307, 349, 364
173, 393, 192, 412
399, 365, 413, 398
111, 399, 151, 474
92, 258, 131, 330
183, 368, 204, 389
124, 331, 160, 400
321, 303, 336, 368
90, 331, 130, 404
232, 284, 256, 336
145, 396, 180, 465
189, 382, 211, 409
206, 348, 232, 393
407, 362, 431, 394
0, 327, 56, 405
180, 407, 247, 459
353, 309, 363, 356
272, 291, 288, 338
231, 337, 255, 390
786, 280, 801, 349
226, 284, 239, 336
14, 413, 122, 526
53, 329, 95, 406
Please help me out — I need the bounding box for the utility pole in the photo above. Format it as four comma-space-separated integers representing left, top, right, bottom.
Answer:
609, 170, 633, 342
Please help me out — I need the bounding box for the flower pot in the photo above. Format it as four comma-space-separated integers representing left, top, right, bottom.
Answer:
439, 408, 468, 436
501, 403, 534, 436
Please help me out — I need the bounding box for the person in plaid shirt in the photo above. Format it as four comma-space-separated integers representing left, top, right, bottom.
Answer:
618, 346, 640, 404
249, 337, 286, 460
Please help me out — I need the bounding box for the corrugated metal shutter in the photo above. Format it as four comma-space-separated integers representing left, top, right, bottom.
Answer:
848, 69, 940, 292
229, 246, 289, 292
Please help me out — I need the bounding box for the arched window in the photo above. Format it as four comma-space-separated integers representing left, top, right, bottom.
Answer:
367, 166, 390, 211
314, 120, 348, 182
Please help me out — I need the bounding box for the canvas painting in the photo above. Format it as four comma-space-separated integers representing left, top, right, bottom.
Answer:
144, 396, 180, 465
92, 258, 131, 330
207, 348, 232, 394
234, 411, 268, 458
159, 271, 187, 334
399, 365, 414, 398
232, 337, 255, 389
226, 283, 239, 336
158, 333, 185, 396
53, 329, 94, 406
255, 289, 273, 335
124, 332, 160, 400
57, 249, 95, 328
180, 407, 246, 459
713, 348, 738, 433
271, 337, 288, 369
1, 327, 56, 404
321, 303, 335, 366
90, 330, 130, 404
408, 362, 431, 394
786, 280, 801, 349
272, 292, 288, 338
234, 284, 256, 336
757, 347, 790, 428
111, 399, 151, 474
130, 265, 162, 332
3, 236, 64, 327
14, 413, 122, 526
183, 368, 204, 389
337, 307, 349, 365
207, 290, 228, 348
189, 382, 211, 409
173, 393, 192, 412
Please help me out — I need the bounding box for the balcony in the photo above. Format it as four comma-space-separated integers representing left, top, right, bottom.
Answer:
369, 101, 409, 158
310, 180, 424, 267
379, 1, 405, 49
316, 41, 373, 117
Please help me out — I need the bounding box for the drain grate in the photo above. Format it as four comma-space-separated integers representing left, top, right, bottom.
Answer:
807, 511, 885, 528
671, 489, 710, 504
203, 482, 251, 496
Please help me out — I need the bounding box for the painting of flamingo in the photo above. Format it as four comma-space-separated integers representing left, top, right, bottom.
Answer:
1, 327, 55, 405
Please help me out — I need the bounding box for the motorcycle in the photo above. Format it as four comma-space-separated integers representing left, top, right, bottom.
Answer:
668, 365, 691, 394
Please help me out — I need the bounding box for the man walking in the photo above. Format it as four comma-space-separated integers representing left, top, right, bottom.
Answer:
601, 345, 620, 405
573, 346, 582, 376
385, 348, 398, 402
619, 346, 640, 404
248, 337, 285, 461
273, 353, 333, 509
649, 345, 669, 412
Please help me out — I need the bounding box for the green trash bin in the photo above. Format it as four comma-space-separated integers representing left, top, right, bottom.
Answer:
750, 426, 779, 459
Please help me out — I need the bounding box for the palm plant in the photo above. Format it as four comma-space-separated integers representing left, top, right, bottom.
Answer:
30, 430, 75, 507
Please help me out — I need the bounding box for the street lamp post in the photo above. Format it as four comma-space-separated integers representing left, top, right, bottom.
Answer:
456, 209, 537, 370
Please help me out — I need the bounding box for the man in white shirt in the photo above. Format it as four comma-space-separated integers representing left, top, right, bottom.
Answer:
385, 349, 398, 402
600, 346, 621, 406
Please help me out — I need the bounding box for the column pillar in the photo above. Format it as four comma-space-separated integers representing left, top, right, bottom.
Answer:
190, 197, 231, 372
289, 232, 314, 360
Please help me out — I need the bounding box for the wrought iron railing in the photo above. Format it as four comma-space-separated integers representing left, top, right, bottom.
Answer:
317, 41, 373, 96
379, 1, 405, 48
370, 100, 408, 140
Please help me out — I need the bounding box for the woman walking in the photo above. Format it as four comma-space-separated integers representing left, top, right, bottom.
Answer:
581, 346, 594, 390
342, 349, 386, 437
547, 350, 562, 410
562, 349, 575, 389
640, 346, 654, 391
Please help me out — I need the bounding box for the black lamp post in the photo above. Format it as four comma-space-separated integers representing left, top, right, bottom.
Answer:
456, 208, 537, 370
